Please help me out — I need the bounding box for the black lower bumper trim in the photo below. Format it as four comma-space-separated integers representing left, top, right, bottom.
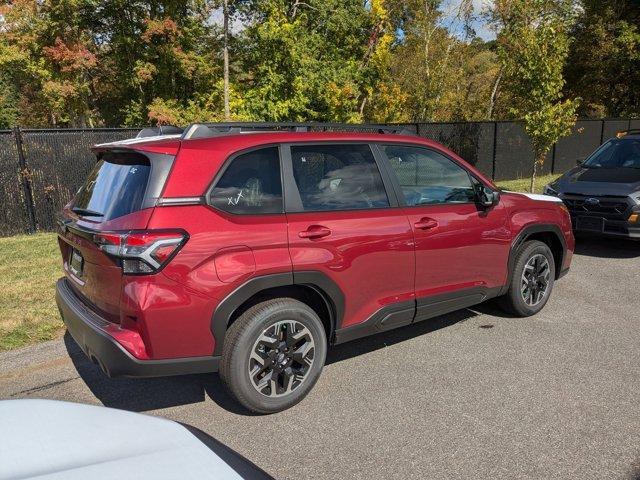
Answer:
56, 278, 219, 378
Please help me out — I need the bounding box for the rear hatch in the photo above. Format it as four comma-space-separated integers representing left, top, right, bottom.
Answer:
58, 147, 176, 322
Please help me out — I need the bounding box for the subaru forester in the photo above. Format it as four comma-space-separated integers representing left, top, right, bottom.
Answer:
56, 123, 574, 413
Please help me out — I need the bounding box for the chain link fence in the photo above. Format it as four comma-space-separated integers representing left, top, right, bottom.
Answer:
0, 128, 138, 236
1, 119, 638, 236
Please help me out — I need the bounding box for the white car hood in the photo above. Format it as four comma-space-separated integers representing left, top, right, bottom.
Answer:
0, 399, 246, 480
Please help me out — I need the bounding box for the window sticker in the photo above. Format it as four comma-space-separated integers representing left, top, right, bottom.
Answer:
227, 189, 244, 206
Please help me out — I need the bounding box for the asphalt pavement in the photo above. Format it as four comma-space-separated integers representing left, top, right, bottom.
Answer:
1, 236, 640, 480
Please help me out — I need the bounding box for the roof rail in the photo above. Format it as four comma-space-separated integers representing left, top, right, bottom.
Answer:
181, 122, 416, 140
616, 129, 640, 138
137, 125, 184, 138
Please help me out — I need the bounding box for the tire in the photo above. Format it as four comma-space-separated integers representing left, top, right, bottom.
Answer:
499, 240, 556, 317
219, 298, 327, 414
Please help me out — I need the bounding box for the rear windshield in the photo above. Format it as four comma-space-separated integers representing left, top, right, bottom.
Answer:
73, 153, 151, 221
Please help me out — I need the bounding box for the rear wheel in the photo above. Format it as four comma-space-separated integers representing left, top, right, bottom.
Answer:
499, 240, 555, 317
220, 298, 327, 414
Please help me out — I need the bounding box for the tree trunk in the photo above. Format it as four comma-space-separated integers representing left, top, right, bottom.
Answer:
530, 152, 545, 193
529, 160, 537, 193
223, 0, 230, 121
487, 66, 502, 120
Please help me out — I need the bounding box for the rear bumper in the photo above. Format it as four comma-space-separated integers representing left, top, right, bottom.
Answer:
56, 278, 219, 378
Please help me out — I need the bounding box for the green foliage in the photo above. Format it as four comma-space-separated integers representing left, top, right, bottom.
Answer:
0, 0, 635, 128
0, 77, 20, 128
387, 1, 499, 121
565, 0, 640, 117
493, 0, 579, 191
237, 0, 383, 122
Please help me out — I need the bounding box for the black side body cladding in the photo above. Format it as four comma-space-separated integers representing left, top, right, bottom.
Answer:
333, 286, 502, 345
333, 300, 415, 344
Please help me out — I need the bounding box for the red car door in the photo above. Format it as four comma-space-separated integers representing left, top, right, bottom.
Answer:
378, 144, 511, 319
283, 143, 415, 332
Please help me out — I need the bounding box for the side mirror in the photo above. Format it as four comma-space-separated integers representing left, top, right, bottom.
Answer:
476, 185, 500, 208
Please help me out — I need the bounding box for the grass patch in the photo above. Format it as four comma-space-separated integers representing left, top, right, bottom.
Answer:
0, 233, 63, 351
495, 173, 562, 194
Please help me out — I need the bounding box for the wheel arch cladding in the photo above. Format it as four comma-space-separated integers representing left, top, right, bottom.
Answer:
210, 272, 345, 355
512, 224, 566, 281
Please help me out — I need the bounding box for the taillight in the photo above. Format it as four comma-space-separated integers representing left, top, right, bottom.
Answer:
94, 230, 187, 274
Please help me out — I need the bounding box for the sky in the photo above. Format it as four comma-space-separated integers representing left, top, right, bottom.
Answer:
440, 0, 497, 41
209, 0, 499, 42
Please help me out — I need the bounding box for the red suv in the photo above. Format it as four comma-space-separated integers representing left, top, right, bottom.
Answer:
56, 123, 574, 413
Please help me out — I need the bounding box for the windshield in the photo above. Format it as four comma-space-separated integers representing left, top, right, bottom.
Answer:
72, 153, 151, 221
583, 138, 640, 169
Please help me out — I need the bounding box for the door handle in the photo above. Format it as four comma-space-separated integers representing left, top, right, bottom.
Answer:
414, 218, 438, 230
299, 225, 331, 239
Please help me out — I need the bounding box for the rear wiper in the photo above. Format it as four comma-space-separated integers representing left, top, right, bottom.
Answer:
71, 207, 104, 217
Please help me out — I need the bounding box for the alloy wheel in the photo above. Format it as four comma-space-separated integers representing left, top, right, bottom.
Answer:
248, 320, 315, 397
520, 253, 551, 306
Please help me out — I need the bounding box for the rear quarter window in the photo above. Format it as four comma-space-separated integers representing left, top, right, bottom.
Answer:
207, 147, 283, 214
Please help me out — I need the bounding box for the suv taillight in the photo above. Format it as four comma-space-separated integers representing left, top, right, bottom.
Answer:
94, 230, 187, 274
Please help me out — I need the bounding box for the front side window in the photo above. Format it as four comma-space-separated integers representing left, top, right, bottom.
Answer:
208, 147, 283, 214
383, 145, 475, 206
290, 144, 389, 211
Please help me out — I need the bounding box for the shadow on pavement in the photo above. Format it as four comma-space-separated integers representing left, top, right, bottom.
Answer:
574, 235, 640, 259
65, 333, 211, 412
326, 307, 478, 365
66, 305, 493, 416
66, 331, 263, 415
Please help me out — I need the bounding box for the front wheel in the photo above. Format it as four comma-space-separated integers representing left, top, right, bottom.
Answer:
219, 298, 327, 414
499, 240, 556, 317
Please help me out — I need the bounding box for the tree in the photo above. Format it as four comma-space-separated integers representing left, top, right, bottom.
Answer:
238, 0, 381, 122
564, 0, 640, 117
0, 0, 52, 126
382, 0, 500, 122
492, 0, 580, 192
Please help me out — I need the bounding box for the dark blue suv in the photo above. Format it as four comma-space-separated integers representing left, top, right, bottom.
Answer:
544, 129, 640, 239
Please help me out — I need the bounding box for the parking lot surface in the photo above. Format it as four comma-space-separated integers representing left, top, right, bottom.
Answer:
1, 237, 639, 479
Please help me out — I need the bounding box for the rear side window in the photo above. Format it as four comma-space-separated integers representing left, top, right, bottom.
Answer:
290, 144, 389, 211
383, 145, 475, 205
73, 153, 151, 221
208, 147, 283, 214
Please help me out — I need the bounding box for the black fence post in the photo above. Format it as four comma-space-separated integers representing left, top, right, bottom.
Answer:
491, 121, 497, 180
13, 127, 37, 233
551, 141, 557, 174
600, 119, 605, 144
